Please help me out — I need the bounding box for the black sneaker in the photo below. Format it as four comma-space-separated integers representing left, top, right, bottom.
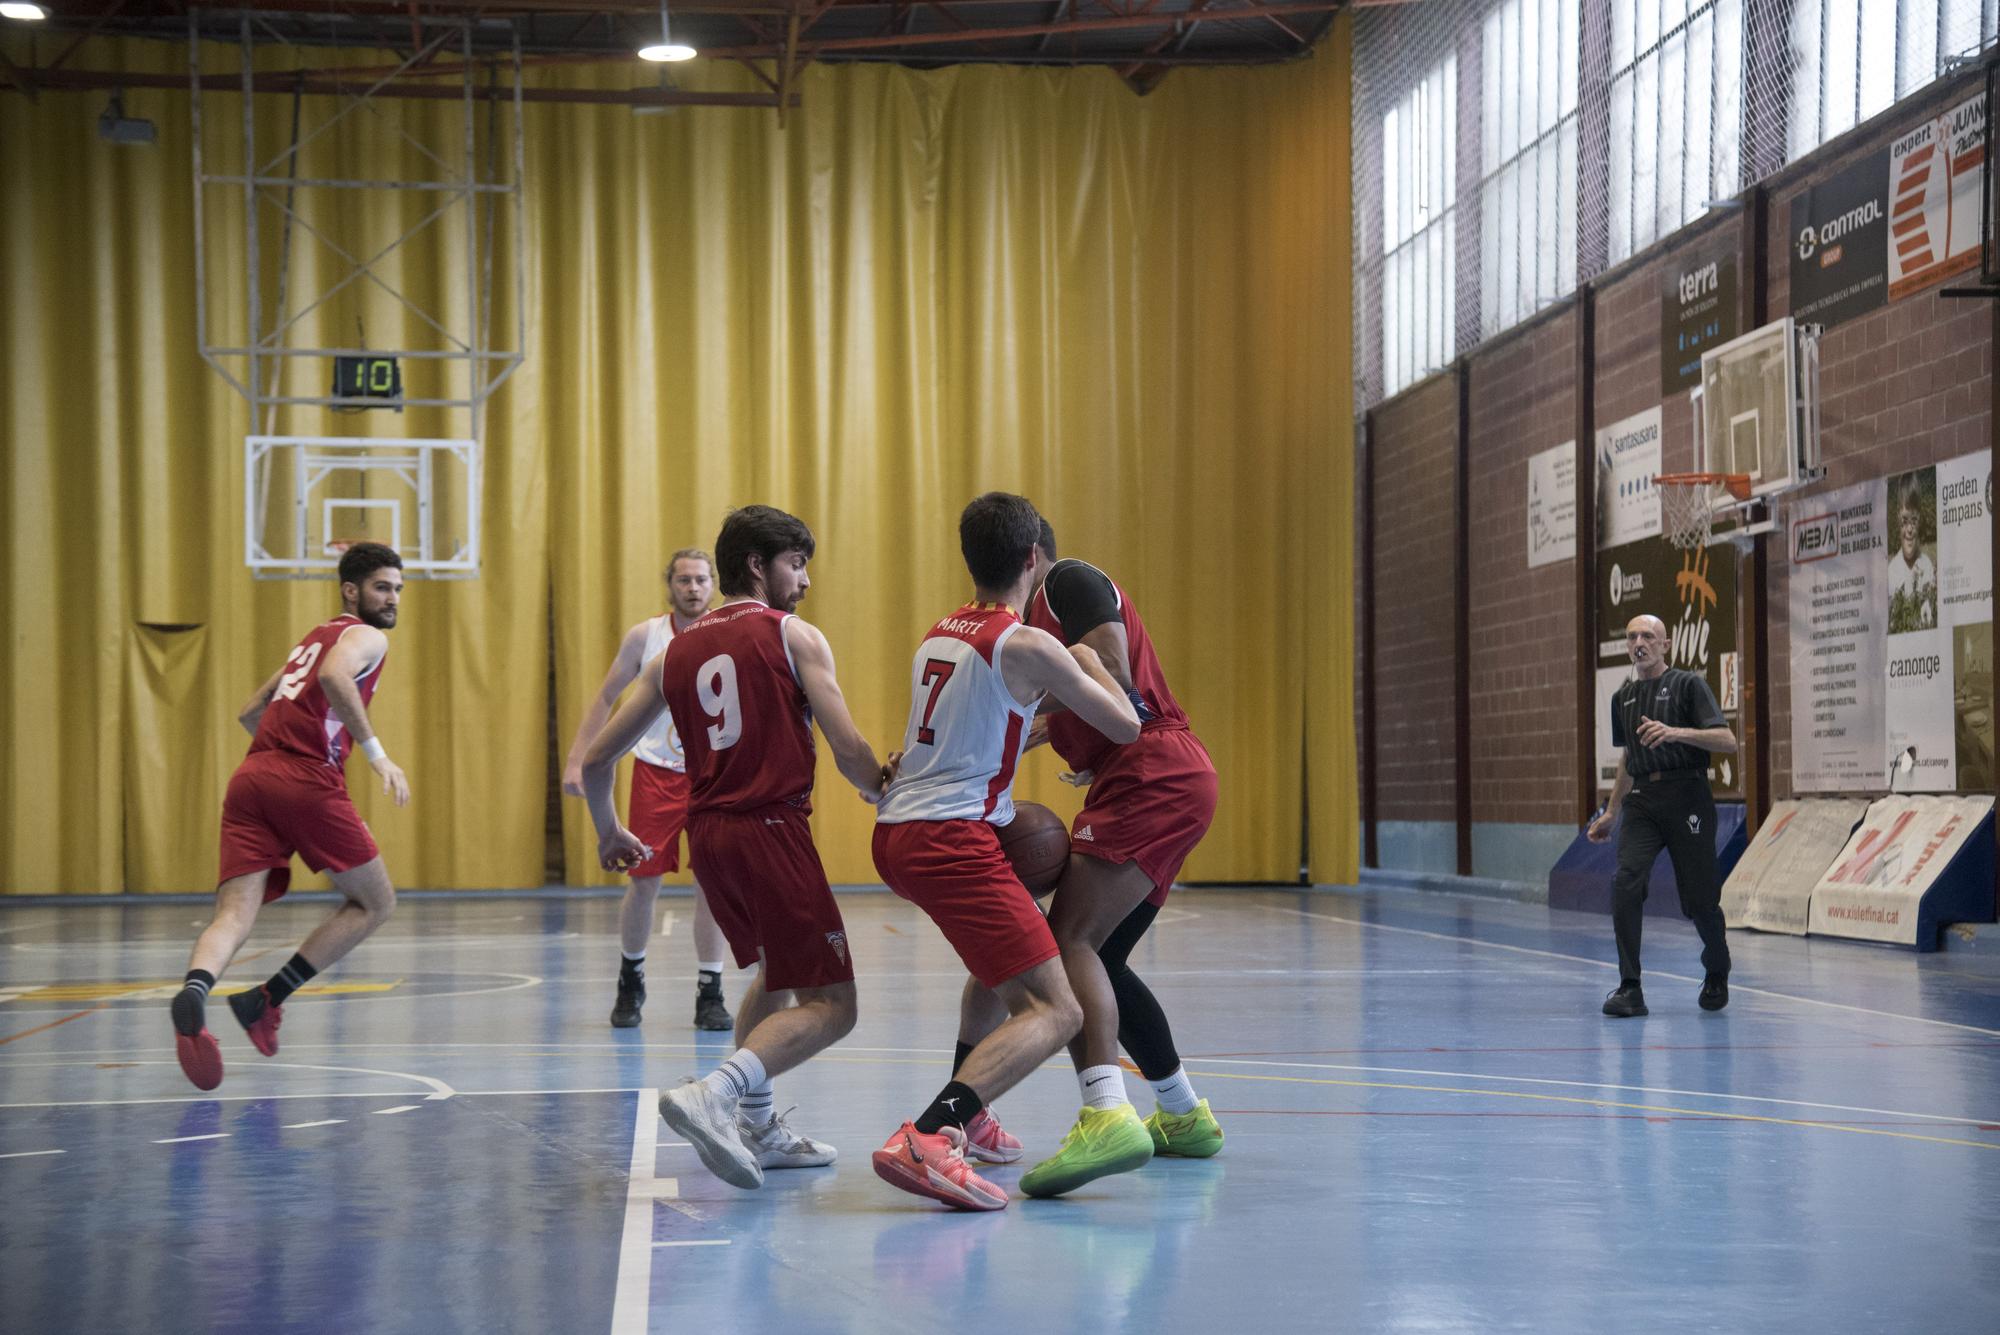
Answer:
1698, 974, 1729, 1011
1602, 982, 1648, 1018
693, 979, 732, 1032
610, 972, 645, 1029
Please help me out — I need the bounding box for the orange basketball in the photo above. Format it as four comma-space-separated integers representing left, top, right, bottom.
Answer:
997, 801, 1071, 897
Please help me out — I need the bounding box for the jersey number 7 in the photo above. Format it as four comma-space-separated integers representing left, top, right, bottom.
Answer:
915, 658, 955, 746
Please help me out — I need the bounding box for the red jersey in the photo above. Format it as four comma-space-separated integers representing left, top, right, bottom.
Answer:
246, 614, 387, 771
1028, 563, 1190, 776
661, 600, 817, 813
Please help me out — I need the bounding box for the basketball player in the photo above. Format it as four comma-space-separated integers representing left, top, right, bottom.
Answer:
169, 542, 410, 1092
1587, 613, 1736, 1017
871, 492, 1144, 1211
562, 549, 733, 1031
581, 505, 896, 1190
1004, 516, 1225, 1181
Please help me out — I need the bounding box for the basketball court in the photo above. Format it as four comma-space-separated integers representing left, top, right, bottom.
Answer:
8, 2, 2000, 1332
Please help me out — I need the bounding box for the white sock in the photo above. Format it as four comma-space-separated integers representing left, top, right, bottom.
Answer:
738, 1081, 776, 1127
696, 959, 725, 975
621, 949, 646, 964
703, 1049, 767, 1102
1149, 1066, 1200, 1115
1078, 1064, 1129, 1111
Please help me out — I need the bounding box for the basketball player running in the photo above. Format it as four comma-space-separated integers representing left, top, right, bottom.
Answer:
582, 505, 896, 1189
871, 493, 1143, 1211
562, 549, 734, 1031
170, 543, 411, 1091
1008, 517, 1225, 1187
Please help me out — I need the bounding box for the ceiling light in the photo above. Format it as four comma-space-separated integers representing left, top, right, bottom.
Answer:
638, 44, 696, 62
0, 3, 50, 20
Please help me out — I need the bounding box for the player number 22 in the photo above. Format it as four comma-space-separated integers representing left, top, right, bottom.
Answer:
275, 642, 324, 702
697, 654, 743, 750
915, 658, 955, 746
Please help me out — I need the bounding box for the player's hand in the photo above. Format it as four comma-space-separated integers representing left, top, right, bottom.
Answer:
1586, 809, 1615, 843
1059, 768, 1094, 788
561, 762, 585, 798
598, 825, 651, 873
371, 755, 411, 807
1025, 716, 1051, 751
1635, 718, 1676, 748
881, 750, 904, 788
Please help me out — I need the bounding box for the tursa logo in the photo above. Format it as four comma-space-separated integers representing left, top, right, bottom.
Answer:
1609, 564, 1643, 607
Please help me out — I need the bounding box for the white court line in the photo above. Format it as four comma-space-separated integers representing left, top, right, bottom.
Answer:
610, 1088, 661, 1335
659, 912, 677, 939
372, 1105, 422, 1115
283, 1120, 346, 1129
654, 1239, 728, 1248
0, 1149, 66, 1159
0, 1058, 454, 1109
155, 1133, 229, 1144
1258, 903, 2000, 1039
0, 970, 545, 1009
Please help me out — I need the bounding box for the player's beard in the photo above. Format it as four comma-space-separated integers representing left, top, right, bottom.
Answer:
359, 601, 397, 630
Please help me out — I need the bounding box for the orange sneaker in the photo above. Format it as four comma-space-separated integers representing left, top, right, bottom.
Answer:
871, 1122, 1007, 1212
961, 1108, 1023, 1164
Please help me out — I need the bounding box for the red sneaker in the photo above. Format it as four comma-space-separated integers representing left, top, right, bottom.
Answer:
961, 1108, 1024, 1164
871, 1122, 1007, 1212
228, 985, 284, 1058
174, 1029, 224, 1091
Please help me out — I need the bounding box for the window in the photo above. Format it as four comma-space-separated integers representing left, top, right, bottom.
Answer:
1382, 53, 1458, 395
1608, 0, 1744, 262
1789, 0, 2000, 158
1479, 0, 1580, 336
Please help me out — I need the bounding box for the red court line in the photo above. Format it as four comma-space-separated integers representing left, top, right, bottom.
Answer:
0, 1004, 110, 1046
1191, 1040, 2000, 1057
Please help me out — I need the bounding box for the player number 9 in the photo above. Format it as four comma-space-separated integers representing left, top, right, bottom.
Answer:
697, 654, 742, 751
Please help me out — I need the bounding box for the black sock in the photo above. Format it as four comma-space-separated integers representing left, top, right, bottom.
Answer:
622, 955, 646, 981
262, 953, 318, 1006
914, 1080, 984, 1135
952, 1041, 975, 1075
696, 968, 720, 992
171, 971, 215, 1035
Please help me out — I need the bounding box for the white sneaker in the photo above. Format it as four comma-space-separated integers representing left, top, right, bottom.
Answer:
739, 1107, 838, 1169
659, 1078, 764, 1189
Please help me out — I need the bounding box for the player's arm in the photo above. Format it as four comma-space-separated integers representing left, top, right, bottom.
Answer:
562, 620, 651, 796
785, 618, 895, 803
1634, 678, 1736, 754
1587, 755, 1630, 843
580, 650, 671, 870
319, 624, 409, 807
1002, 628, 1141, 745
236, 667, 284, 736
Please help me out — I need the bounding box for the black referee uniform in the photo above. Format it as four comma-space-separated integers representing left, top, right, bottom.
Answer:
1606, 667, 1732, 997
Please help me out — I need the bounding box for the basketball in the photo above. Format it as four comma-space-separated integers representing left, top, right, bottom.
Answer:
997, 801, 1071, 896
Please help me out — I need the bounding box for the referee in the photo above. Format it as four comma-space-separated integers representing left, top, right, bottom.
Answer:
1586, 614, 1736, 1018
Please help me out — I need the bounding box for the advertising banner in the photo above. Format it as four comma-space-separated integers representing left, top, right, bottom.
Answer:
1596, 407, 1664, 549
1720, 798, 1868, 934
1527, 441, 1577, 569
1886, 92, 1989, 300
1808, 795, 1994, 944
1787, 149, 1890, 328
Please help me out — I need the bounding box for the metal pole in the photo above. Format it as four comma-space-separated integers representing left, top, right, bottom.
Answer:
242, 12, 263, 437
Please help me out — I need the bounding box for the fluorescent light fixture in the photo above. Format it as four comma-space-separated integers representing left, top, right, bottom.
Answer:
638, 43, 696, 62
0, 3, 50, 20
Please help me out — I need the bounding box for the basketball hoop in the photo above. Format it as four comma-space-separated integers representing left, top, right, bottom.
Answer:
1655, 472, 1752, 549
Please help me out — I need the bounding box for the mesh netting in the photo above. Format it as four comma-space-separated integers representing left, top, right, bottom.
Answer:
1353, 0, 2000, 406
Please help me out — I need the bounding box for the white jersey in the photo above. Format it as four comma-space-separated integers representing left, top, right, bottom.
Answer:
876, 604, 1042, 825
632, 614, 685, 772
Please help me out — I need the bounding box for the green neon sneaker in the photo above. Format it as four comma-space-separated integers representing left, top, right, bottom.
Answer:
1144, 1099, 1224, 1158
1019, 1103, 1155, 1198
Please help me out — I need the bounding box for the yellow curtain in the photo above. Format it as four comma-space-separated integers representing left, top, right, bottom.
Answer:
1, 29, 1352, 893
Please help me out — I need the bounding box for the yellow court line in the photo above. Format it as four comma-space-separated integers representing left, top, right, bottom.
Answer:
1189, 1069, 2000, 1152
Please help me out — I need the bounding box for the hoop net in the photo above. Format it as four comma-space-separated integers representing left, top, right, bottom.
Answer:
1656, 473, 1752, 549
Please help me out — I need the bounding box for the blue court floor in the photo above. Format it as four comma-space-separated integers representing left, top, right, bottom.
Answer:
2, 886, 1998, 1334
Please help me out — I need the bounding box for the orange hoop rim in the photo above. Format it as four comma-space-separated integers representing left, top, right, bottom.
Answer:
1654, 471, 1753, 502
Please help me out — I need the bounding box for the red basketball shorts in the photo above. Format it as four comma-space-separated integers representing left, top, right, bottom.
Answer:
686, 805, 853, 990
872, 819, 1060, 989
1070, 727, 1218, 906
626, 759, 690, 879
217, 751, 380, 902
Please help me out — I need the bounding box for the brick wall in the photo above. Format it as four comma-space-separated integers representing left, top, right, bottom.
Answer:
1358, 72, 1995, 853
1466, 310, 1577, 826
1371, 373, 1460, 824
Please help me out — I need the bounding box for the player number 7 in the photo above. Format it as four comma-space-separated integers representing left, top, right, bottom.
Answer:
915, 658, 955, 746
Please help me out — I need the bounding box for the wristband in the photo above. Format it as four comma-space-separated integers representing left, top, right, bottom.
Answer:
361, 737, 389, 764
